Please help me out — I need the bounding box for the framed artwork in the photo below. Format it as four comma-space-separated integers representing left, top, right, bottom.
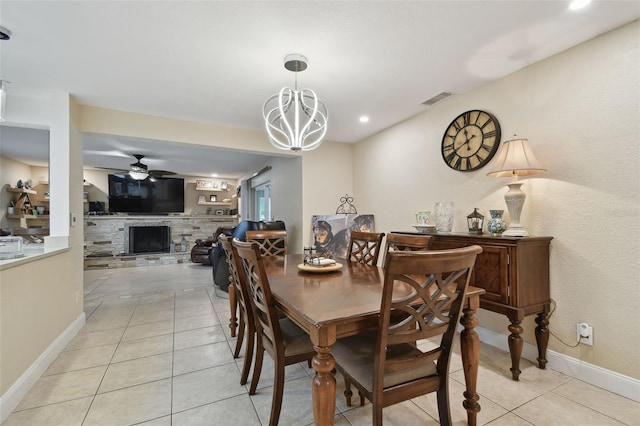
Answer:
220, 181, 228, 190
212, 182, 219, 189
310, 214, 375, 259
210, 195, 217, 202
198, 195, 206, 203
196, 179, 213, 189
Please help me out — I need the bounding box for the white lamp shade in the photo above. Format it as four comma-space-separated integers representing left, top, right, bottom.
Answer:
486, 137, 546, 178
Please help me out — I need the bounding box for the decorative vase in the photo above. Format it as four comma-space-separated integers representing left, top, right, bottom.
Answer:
487, 209, 507, 235
434, 201, 454, 232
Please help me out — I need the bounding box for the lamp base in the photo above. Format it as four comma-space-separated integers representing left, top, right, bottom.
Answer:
502, 227, 529, 237
503, 181, 530, 238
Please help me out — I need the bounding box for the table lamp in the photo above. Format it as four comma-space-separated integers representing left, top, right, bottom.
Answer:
486, 136, 546, 237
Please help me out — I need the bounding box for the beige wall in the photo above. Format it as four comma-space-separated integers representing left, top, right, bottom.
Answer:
1, 93, 85, 397
353, 22, 640, 379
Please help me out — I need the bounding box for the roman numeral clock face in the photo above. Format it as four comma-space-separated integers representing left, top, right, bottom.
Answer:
441, 110, 501, 172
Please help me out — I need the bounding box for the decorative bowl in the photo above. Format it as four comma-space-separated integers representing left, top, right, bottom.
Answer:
412, 224, 436, 233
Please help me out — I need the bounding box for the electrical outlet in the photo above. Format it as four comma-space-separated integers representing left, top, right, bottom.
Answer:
577, 322, 593, 346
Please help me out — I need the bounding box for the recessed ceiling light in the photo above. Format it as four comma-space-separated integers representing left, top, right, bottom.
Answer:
569, 0, 591, 10
359, 116, 370, 123
211, 173, 218, 177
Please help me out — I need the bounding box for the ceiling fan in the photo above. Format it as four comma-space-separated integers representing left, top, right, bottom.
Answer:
97, 154, 177, 180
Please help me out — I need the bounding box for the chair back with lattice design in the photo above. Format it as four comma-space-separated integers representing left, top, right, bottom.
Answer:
218, 236, 253, 327
375, 246, 482, 390
245, 230, 287, 256
347, 231, 385, 266
232, 239, 284, 358
382, 233, 434, 268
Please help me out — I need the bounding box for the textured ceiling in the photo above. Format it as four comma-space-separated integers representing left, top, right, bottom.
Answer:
0, 1, 638, 177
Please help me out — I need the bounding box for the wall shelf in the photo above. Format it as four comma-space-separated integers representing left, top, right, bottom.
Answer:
195, 187, 229, 192
7, 188, 37, 195
197, 201, 231, 206
7, 214, 49, 219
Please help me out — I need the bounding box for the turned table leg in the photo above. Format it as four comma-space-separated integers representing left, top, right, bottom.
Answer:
508, 319, 523, 381
228, 282, 238, 337
311, 344, 336, 426
460, 296, 481, 426
535, 311, 550, 369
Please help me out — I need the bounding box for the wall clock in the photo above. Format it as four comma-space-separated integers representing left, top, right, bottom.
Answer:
441, 110, 501, 172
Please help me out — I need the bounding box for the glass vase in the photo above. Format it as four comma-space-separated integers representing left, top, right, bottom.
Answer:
434, 202, 455, 232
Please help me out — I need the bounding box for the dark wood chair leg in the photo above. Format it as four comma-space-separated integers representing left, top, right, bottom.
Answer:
249, 343, 264, 395
233, 310, 245, 358
228, 283, 238, 337
269, 360, 286, 426
343, 379, 353, 406
240, 325, 255, 385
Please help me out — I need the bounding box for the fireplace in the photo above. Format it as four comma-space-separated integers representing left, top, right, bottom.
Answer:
125, 223, 171, 254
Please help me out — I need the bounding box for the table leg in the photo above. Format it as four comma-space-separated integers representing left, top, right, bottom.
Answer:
535, 311, 550, 369
460, 297, 481, 426
508, 319, 523, 380
311, 345, 336, 426
228, 283, 237, 337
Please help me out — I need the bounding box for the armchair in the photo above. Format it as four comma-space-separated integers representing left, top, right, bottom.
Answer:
190, 226, 234, 265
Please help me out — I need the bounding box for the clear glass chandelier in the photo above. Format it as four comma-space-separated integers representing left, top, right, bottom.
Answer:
263, 54, 328, 152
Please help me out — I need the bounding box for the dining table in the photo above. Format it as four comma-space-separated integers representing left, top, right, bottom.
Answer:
257, 253, 485, 426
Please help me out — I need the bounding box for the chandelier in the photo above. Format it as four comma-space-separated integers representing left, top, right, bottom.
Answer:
263, 54, 328, 152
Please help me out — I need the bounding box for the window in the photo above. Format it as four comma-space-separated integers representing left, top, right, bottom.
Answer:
254, 182, 271, 221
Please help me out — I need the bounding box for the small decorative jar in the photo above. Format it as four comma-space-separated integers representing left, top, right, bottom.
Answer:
487, 210, 507, 235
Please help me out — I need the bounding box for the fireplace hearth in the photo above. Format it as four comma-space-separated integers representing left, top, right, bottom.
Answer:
125, 223, 171, 254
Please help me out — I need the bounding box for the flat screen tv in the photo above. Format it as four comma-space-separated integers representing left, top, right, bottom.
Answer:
108, 174, 184, 214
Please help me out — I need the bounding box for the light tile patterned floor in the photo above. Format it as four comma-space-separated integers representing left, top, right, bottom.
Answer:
5, 263, 638, 425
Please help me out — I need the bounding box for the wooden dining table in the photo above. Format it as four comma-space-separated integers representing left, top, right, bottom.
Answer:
258, 253, 485, 426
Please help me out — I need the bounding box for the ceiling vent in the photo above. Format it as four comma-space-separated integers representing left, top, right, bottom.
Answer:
422, 91, 452, 106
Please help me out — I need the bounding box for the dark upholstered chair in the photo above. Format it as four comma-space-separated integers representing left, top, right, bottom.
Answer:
333, 246, 482, 426
190, 226, 234, 265
210, 220, 286, 292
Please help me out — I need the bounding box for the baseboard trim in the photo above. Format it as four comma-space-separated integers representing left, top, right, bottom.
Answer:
0, 312, 86, 423
474, 325, 640, 402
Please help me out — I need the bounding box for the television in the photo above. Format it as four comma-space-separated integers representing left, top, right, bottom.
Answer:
108, 174, 184, 214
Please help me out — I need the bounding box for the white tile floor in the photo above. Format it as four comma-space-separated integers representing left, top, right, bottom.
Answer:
5, 263, 638, 425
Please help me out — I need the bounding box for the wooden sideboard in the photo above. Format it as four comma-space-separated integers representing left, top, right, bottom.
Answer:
399, 232, 553, 380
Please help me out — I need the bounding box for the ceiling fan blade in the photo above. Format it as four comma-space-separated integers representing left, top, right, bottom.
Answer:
149, 170, 177, 177
93, 166, 127, 172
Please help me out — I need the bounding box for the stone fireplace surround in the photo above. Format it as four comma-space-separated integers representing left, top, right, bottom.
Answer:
84, 215, 237, 269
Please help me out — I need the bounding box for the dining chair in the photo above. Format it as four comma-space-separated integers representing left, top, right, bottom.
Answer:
217, 235, 254, 385
245, 230, 288, 256
347, 230, 385, 266
232, 239, 315, 426
332, 245, 483, 426
382, 232, 434, 268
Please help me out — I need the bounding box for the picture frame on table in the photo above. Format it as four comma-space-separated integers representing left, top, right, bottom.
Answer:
210, 195, 217, 202
220, 181, 228, 190
198, 195, 206, 203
